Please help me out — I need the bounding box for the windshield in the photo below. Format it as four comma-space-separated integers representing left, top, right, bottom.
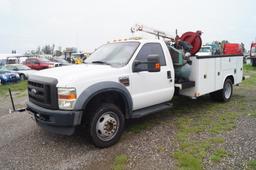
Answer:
85, 42, 140, 67
199, 47, 211, 52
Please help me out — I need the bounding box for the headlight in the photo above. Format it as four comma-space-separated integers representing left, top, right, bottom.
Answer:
58, 87, 77, 110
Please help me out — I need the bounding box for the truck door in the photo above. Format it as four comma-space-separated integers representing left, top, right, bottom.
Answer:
130, 43, 174, 110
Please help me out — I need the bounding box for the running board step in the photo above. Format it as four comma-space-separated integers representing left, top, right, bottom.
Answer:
175, 81, 195, 90
130, 102, 173, 119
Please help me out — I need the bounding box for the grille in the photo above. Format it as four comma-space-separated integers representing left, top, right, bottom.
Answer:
28, 78, 58, 109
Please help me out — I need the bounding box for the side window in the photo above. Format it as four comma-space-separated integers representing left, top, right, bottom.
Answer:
31, 59, 38, 64
135, 43, 166, 66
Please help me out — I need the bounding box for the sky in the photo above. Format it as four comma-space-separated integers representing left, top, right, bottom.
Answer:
0, 0, 255, 53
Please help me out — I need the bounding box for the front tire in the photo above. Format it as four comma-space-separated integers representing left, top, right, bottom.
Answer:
89, 103, 125, 148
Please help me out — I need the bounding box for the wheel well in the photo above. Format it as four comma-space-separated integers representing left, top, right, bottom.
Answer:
83, 91, 128, 123
226, 75, 234, 84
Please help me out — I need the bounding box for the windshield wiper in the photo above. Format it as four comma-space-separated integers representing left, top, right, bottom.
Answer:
91, 61, 111, 65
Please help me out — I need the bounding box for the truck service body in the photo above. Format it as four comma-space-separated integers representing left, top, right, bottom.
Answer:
27, 39, 243, 147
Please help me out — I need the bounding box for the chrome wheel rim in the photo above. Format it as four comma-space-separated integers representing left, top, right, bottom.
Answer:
96, 112, 119, 141
224, 82, 232, 99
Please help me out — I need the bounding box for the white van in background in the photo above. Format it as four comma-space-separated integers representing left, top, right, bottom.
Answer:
196, 45, 213, 56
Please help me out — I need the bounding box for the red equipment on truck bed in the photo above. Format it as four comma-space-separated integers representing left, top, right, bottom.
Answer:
223, 43, 242, 55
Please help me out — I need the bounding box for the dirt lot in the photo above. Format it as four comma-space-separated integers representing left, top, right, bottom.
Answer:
0, 65, 256, 170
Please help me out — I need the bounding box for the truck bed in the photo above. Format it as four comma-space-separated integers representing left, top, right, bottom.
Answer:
177, 55, 243, 98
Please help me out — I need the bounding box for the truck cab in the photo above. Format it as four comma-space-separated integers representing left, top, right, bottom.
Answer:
27, 39, 243, 148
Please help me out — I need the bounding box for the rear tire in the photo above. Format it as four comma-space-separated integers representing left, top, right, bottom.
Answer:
89, 103, 125, 148
210, 79, 233, 102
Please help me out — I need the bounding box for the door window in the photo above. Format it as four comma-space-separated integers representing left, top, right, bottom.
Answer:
134, 43, 166, 70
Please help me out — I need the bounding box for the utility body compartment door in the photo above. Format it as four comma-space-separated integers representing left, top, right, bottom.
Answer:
195, 57, 216, 95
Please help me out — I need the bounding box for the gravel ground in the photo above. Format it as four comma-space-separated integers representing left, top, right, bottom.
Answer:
0, 77, 256, 169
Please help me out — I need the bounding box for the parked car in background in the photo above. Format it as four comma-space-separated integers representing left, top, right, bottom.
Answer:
196, 45, 213, 56
250, 43, 256, 66
24, 58, 60, 70
5, 64, 37, 80
50, 58, 71, 66
0, 67, 20, 84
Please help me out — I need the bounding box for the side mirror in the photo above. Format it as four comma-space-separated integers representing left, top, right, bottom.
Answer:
133, 54, 161, 72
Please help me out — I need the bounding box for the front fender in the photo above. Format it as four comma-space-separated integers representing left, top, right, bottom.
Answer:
74, 81, 133, 117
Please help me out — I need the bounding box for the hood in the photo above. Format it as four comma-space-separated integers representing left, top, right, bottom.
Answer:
18, 69, 38, 76
33, 64, 120, 85
1, 72, 17, 77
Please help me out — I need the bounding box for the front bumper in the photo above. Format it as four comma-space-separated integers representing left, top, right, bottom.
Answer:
27, 101, 83, 135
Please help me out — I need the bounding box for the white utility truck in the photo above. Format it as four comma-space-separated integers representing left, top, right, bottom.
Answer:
27, 26, 243, 147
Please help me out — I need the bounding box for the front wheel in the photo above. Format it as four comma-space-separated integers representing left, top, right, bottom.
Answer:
89, 103, 125, 148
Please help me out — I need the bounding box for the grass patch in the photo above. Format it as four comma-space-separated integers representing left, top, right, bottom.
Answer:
173, 152, 202, 170
247, 160, 256, 170
158, 146, 166, 153
128, 122, 151, 133
242, 64, 256, 87
210, 148, 228, 162
112, 154, 128, 170
0, 81, 27, 96
172, 99, 242, 169
128, 119, 157, 133
249, 111, 256, 118
244, 64, 256, 71
168, 64, 255, 168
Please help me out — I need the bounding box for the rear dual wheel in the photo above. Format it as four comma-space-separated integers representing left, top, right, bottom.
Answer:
210, 79, 233, 102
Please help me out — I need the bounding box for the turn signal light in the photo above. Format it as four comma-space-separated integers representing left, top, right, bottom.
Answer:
58, 93, 76, 100
155, 63, 160, 70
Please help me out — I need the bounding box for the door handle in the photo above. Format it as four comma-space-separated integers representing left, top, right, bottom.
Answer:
167, 71, 173, 82
167, 71, 172, 79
